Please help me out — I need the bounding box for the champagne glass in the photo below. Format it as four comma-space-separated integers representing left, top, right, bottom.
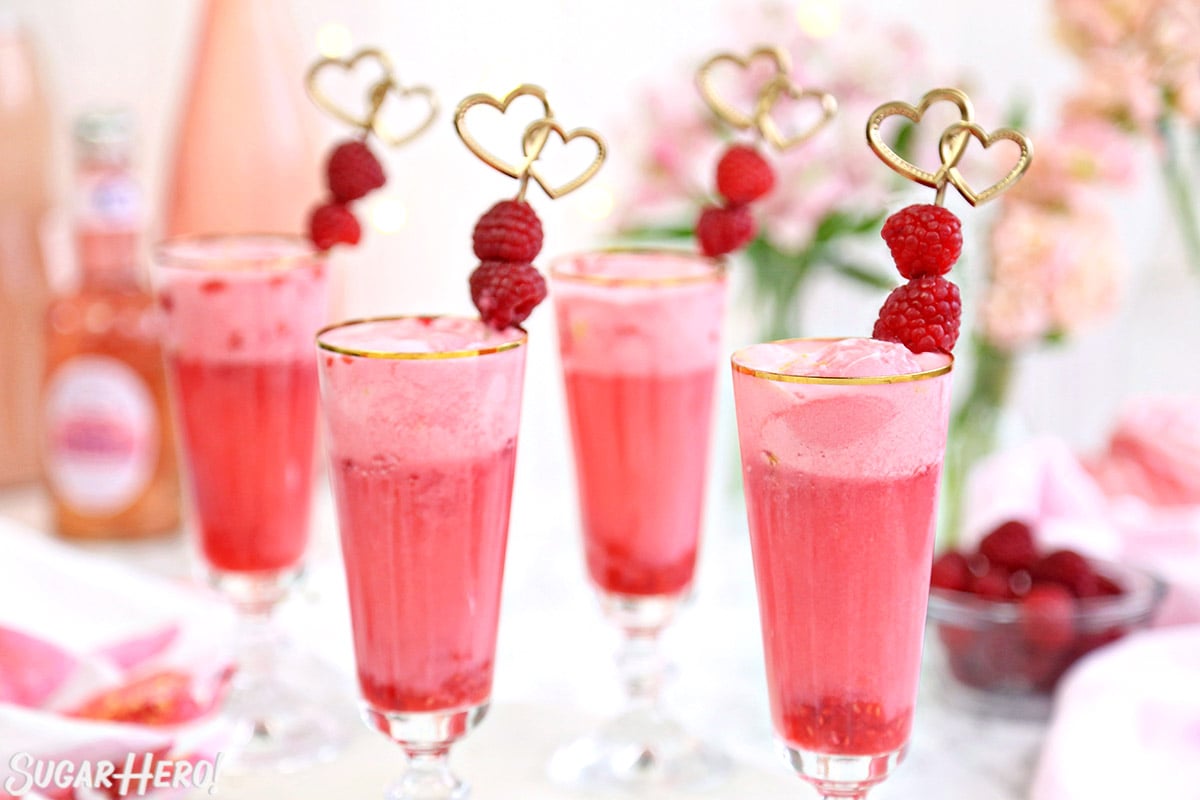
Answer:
316, 316, 527, 799
155, 234, 350, 769
730, 337, 953, 798
547, 249, 729, 790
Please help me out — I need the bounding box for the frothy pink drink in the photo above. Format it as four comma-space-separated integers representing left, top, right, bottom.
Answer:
552, 251, 726, 598
732, 338, 952, 756
158, 236, 328, 574
317, 317, 527, 714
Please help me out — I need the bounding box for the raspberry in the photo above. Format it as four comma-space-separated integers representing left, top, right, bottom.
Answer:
880, 204, 962, 278
72, 671, 206, 725
1030, 549, 1100, 598
1019, 584, 1076, 650
930, 550, 971, 592
970, 567, 1014, 600
872, 275, 962, 354
696, 204, 756, 257
308, 202, 361, 251
469, 261, 547, 330
1096, 574, 1125, 596
326, 140, 386, 203
978, 520, 1038, 571
472, 200, 543, 262
715, 144, 775, 204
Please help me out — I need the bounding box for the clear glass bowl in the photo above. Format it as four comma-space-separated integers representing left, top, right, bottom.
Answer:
925, 559, 1167, 719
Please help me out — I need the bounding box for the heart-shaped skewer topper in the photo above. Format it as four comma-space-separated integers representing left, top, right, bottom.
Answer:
521, 119, 607, 200
866, 87, 1032, 207
938, 121, 1033, 207
454, 84, 607, 202
305, 47, 438, 146
754, 74, 838, 151
453, 85, 555, 181
696, 45, 793, 131
695, 44, 837, 152
866, 87, 975, 190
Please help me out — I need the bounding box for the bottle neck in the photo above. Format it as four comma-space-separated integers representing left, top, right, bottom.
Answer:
78, 256, 141, 290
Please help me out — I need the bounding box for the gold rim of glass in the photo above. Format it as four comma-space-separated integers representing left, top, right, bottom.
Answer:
154, 233, 320, 271
731, 337, 954, 385
549, 247, 726, 287
316, 315, 528, 360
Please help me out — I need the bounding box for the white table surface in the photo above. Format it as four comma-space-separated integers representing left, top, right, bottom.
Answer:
0, 481, 1046, 800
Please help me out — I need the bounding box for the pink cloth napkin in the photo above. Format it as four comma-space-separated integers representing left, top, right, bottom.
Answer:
0, 519, 235, 799
1030, 625, 1200, 799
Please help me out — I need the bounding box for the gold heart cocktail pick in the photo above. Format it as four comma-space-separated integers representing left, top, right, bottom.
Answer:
938, 121, 1033, 207
521, 119, 607, 200
866, 87, 975, 193
695, 44, 837, 152
453, 84, 555, 182
697, 45, 794, 131
305, 47, 438, 146
453, 84, 607, 202
754, 74, 838, 151
866, 87, 1032, 206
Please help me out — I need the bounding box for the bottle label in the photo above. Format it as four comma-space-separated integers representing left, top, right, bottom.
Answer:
44, 356, 158, 514
77, 172, 142, 233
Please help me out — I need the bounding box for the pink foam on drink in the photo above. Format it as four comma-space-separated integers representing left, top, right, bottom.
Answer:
318, 318, 526, 462
553, 251, 725, 375
736, 338, 950, 479
156, 236, 327, 363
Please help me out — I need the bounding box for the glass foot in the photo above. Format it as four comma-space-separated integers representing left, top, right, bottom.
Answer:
547, 708, 729, 792
222, 648, 355, 772
784, 743, 905, 799
366, 704, 487, 800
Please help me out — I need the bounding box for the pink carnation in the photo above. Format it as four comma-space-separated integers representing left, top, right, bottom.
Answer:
982, 199, 1122, 351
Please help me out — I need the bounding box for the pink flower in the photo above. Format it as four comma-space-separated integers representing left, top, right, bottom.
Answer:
1054, 0, 1156, 54
982, 198, 1122, 350
1064, 51, 1165, 135
1014, 120, 1138, 206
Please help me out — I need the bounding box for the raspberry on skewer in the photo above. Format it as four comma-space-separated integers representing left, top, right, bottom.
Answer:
301, 48, 437, 252
865, 88, 1033, 355
326, 139, 387, 203
697, 204, 757, 257
454, 85, 606, 330
715, 145, 776, 205
692, 46, 837, 261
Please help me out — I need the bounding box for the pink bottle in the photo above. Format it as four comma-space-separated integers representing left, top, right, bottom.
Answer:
0, 14, 53, 486
164, 0, 320, 237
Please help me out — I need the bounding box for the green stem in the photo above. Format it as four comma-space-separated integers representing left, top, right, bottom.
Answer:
941, 335, 1015, 547
1161, 122, 1200, 276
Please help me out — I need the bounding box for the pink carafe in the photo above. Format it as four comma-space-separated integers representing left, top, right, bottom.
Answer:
164, 0, 321, 237
0, 13, 53, 486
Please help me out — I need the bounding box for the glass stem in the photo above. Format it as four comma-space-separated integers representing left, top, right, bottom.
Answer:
392, 749, 465, 799
230, 603, 286, 739
236, 606, 281, 682
616, 630, 669, 712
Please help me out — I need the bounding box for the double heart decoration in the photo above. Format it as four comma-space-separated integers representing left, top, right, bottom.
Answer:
695, 45, 838, 150
453, 84, 607, 201
305, 47, 438, 147
866, 87, 1033, 207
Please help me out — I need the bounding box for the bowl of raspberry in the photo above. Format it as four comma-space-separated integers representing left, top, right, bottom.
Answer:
926, 520, 1166, 719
